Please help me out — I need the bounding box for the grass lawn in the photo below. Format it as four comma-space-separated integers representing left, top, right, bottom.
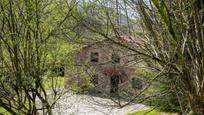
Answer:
128, 109, 178, 115
43, 76, 64, 90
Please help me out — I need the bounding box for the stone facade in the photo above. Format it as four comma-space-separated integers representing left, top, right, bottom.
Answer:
65, 37, 140, 94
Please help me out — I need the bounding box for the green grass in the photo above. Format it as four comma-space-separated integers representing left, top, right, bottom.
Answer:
43, 76, 64, 90
128, 109, 178, 115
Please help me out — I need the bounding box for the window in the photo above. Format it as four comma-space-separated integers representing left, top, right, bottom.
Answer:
90, 52, 99, 62
112, 53, 120, 63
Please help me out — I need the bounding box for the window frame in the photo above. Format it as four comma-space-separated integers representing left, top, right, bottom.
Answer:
90, 52, 99, 63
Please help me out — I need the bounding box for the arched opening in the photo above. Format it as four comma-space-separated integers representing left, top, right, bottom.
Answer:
110, 75, 119, 93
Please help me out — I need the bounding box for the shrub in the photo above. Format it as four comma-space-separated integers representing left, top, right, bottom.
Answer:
144, 84, 181, 113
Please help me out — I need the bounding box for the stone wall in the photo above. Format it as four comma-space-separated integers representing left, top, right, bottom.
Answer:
65, 41, 138, 94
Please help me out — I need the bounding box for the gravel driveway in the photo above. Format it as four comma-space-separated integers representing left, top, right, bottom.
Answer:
51, 92, 149, 115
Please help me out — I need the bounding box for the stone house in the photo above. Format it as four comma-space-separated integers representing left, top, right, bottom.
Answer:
65, 36, 143, 94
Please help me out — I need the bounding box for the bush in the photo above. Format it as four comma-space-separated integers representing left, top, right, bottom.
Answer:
128, 109, 177, 115
51, 66, 64, 77
144, 84, 181, 113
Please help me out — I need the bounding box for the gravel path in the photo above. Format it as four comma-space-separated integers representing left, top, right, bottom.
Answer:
51, 92, 149, 115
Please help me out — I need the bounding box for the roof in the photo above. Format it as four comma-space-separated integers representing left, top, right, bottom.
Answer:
81, 35, 144, 50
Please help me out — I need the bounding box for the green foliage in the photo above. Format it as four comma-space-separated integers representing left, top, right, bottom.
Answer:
70, 82, 90, 94
144, 85, 181, 113
66, 65, 96, 94
136, 68, 181, 113
0, 107, 10, 115
152, 0, 169, 26
128, 109, 177, 115
0, 0, 81, 114
43, 73, 64, 90
46, 39, 79, 65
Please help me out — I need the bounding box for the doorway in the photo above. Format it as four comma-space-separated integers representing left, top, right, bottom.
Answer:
110, 75, 119, 93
